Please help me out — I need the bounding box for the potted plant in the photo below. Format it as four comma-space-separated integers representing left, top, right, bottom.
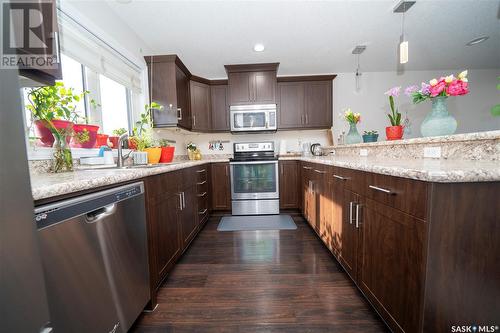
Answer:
130, 102, 163, 150
159, 139, 175, 163
144, 141, 162, 164
131, 132, 150, 165
384, 86, 404, 140
409, 70, 469, 137
26, 82, 77, 147
70, 100, 100, 148
110, 128, 127, 149
186, 142, 201, 160
342, 108, 362, 144
95, 132, 109, 148
362, 130, 379, 143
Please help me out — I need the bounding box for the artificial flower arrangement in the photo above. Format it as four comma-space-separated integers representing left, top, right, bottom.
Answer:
343, 108, 361, 124
384, 86, 404, 140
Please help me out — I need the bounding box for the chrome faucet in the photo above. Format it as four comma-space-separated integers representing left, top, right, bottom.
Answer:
117, 133, 132, 168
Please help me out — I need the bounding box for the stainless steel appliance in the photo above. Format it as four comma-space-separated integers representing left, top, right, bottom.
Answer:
1, 67, 52, 332
230, 142, 279, 215
35, 182, 150, 333
230, 104, 277, 132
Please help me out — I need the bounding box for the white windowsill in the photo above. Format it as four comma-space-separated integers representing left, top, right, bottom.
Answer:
27, 146, 131, 160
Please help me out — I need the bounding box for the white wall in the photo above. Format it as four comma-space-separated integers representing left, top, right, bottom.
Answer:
333, 69, 500, 142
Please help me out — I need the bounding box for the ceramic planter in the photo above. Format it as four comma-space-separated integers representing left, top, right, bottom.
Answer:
160, 146, 175, 163
145, 147, 162, 164
128, 138, 137, 150
132, 151, 148, 165
34, 119, 73, 147
345, 123, 362, 144
386, 125, 404, 141
95, 134, 109, 147
362, 134, 379, 143
109, 136, 119, 149
71, 124, 99, 148
420, 96, 457, 137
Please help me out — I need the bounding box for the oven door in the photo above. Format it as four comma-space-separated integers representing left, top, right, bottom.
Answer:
230, 104, 277, 132
230, 160, 279, 200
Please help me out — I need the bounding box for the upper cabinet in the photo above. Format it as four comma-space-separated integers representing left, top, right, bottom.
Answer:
210, 83, 229, 131
277, 75, 335, 130
14, 0, 62, 86
225, 63, 279, 105
145, 55, 191, 129
190, 79, 211, 132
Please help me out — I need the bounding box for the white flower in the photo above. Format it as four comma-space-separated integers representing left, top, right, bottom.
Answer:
429, 78, 438, 86
445, 75, 454, 83
458, 70, 468, 79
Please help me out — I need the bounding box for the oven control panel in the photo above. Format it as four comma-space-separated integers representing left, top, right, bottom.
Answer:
234, 141, 275, 153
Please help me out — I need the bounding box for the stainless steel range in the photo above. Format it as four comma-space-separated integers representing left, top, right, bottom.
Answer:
230, 141, 279, 215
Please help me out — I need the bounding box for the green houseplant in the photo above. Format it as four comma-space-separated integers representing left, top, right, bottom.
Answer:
159, 139, 175, 163
384, 87, 404, 140
362, 130, 379, 143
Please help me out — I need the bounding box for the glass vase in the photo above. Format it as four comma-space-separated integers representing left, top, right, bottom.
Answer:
52, 133, 73, 173
420, 96, 457, 137
345, 123, 362, 144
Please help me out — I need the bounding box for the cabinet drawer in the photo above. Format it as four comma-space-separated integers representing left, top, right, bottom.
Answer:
196, 183, 209, 199
197, 196, 209, 222
364, 173, 428, 220
195, 166, 208, 183
331, 166, 365, 195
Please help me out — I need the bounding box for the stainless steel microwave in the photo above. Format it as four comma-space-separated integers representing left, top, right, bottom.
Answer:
230, 104, 277, 132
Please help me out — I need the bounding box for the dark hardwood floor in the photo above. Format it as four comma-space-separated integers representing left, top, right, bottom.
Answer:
131, 215, 388, 333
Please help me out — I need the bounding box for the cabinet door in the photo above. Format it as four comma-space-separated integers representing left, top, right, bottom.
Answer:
176, 66, 191, 129
210, 85, 229, 131
150, 193, 181, 285
190, 81, 211, 131
180, 186, 198, 249
210, 163, 231, 210
277, 82, 304, 129
327, 176, 344, 258
305, 81, 332, 128
253, 71, 276, 104
148, 61, 178, 127
360, 198, 426, 333
228, 72, 252, 105
279, 161, 299, 209
339, 189, 359, 281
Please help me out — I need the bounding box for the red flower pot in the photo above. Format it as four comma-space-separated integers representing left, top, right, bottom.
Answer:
159, 146, 175, 163
71, 124, 99, 148
34, 119, 73, 147
128, 138, 137, 150
109, 136, 119, 149
386, 125, 404, 141
95, 134, 109, 147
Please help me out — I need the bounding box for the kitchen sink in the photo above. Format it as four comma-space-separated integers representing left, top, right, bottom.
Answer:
78, 162, 182, 171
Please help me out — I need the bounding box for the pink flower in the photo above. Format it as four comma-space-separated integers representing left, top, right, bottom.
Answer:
429, 80, 446, 97
404, 85, 419, 96
384, 86, 401, 97
446, 80, 469, 96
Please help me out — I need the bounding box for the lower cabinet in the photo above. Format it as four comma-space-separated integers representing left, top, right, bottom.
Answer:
279, 160, 300, 209
210, 162, 231, 211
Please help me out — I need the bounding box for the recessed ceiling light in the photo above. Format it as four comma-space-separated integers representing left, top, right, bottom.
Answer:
466, 36, 489, 46
253, 43, 265, 52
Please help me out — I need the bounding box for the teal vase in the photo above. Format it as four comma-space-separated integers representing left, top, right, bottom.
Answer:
420, 96, 457, 137
345, 123, 362, 144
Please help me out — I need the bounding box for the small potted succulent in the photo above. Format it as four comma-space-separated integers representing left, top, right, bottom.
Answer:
362, 130, 379, 143
109, 128, 127, 149
384, 86, 404, 140
159, 139, 175, 163
187, 142, 201, 160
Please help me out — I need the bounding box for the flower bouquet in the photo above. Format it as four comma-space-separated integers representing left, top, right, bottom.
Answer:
343, 108, 362, 144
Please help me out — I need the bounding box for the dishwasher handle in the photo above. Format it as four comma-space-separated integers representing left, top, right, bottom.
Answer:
85, 204, 116, 223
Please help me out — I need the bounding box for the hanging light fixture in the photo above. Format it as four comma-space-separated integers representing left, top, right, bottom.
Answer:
352, 45, 366, 91
393, 1, 415, 64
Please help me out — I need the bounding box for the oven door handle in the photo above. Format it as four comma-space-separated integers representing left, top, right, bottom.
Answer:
230, 160, 278, 165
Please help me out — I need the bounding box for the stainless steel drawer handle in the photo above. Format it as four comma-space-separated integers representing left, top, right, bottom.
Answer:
333, 174, 348, 180
198, 208, 208, 215
355, 204, 361, 228
369, 185, 393, 194
303, 166, 312, 170
197, 192, 207, 197
196, 169, 206, 173
349, 202, 354, 224
197, 180, 207, 185
314, 169, 327, 174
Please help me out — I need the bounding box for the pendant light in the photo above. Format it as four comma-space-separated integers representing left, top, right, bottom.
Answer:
393, 1, 415, 64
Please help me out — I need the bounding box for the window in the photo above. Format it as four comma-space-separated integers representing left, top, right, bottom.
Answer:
60, 54, 86, 118
99, 74, 131, 135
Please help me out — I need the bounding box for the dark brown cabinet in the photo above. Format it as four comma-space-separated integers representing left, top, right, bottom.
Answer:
210, 162, 231, 211
225, 63, 278, 105
195, 166, 210, 226
14, 0, 62, 85
190, 80, 211, 131
279, 160, 300, 209
210, 84, 229, 131
277, 77, 334, 130
145, 55, 191, 129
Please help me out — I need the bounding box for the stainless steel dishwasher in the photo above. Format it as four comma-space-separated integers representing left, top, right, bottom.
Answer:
35, 181, 149, 333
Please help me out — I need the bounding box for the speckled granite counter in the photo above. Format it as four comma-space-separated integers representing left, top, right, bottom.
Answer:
31, 159, 229, 201
31, 156, 499, 201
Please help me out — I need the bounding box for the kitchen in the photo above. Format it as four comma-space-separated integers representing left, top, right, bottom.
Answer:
1, 1, 499, 333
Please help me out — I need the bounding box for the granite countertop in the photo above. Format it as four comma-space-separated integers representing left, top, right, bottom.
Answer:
31, 156, 499, 201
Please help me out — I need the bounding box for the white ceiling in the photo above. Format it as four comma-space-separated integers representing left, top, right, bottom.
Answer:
99, 0, 499, 78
